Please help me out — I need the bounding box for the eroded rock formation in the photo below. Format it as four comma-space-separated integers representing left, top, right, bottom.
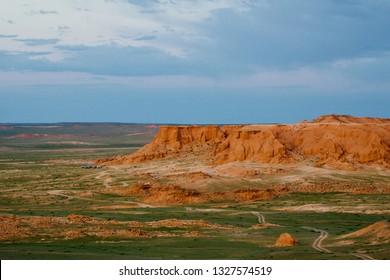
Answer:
343, 221, 390, 241
274, 233, 298, 247
97, 115, 390, 169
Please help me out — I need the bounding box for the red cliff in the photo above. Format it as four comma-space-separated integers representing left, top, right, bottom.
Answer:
97, 115, 390, 169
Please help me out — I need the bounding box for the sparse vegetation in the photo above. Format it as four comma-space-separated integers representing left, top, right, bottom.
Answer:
0, 123, 389, 259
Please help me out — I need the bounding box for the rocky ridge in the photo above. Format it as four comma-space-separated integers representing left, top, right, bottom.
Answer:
342, 221, 390, 242
97, 115, 390, 169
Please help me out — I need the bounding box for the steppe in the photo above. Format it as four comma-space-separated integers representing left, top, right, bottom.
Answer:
1, 115, 389, 259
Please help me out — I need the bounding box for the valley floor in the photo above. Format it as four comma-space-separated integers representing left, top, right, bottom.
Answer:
1, 123, 389, 259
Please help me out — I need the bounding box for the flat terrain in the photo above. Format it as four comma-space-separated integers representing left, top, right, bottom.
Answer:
1, 123, 390, 259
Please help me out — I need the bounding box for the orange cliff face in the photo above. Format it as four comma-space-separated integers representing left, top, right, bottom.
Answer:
213, 126, 290, 165
96, 125, 225, 165
96, 115, 390, 169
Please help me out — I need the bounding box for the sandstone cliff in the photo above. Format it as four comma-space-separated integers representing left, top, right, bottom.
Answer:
96, 125, 224, 165
97, 115, 390, 169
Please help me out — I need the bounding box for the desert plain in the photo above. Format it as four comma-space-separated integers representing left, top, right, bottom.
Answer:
0, 114, 389, 259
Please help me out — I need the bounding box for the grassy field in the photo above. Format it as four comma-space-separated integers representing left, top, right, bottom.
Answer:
1, 123, 389, 260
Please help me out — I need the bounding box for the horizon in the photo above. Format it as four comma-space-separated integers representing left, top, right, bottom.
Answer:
1, 1, 390, 123
1, 113, 389, 126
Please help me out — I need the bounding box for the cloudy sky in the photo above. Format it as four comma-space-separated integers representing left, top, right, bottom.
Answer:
0, 0, 389, 123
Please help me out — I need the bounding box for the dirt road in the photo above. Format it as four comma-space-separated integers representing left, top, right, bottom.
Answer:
302, 226, 332, 253
47, 190, 73, 200
94, 171, 113, 188
351, 253, 375, 260
251, 211, 267, 224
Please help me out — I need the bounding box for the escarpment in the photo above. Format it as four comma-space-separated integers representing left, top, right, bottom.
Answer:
96, 126, 225, 165
97, 115, 390, 169
214, 126, 290, 164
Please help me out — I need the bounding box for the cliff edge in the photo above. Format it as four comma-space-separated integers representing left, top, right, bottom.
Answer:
96, 115, 390, 169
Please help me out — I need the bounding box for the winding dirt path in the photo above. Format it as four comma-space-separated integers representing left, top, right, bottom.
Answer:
103, 177, 113, 188
251, 211, 267, 224
351, 252, 375, 260
302, 226, 332, 253
47, 190, 73, 200
94, 171, 113, 188
95, 171, 107, 180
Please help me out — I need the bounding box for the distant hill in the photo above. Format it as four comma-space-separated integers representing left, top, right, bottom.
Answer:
310, 114, 390, 124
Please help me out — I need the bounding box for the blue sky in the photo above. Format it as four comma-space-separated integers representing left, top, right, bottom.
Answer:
0, 0, 389, 124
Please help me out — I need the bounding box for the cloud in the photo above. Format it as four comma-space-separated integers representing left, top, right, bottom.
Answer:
134, 34, 157, 41
331, 52, 390, 91
1, 55, 386, 95
0, 51, 56, 71
27, 9, 59, 15
0, 0, 389, 96
0, 71, 101, 86
0, 34, 17, 38
38, 9, 58, 14
15, 38, 60, 46
57, 25, 70, 34
55, 45, 90, 51
0, 43, 191, 76
0, 0, 260, 60
59, 45, 192, 76
1, 0, 389, 124
0, 70, 216, 90
198, 1, 390, 71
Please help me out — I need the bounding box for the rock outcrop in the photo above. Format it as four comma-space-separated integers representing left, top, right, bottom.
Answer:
97, 115, 390, 169
96, 125, 224, 165
311, 114, 390, 124
103, 180, 285, 206
274, 233, 298, 247
342, 221, 390, 242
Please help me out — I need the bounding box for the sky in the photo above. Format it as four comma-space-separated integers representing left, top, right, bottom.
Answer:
0, 0, 389, 124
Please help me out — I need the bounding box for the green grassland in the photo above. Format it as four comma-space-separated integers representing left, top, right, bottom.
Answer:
0, 123, 389, 260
